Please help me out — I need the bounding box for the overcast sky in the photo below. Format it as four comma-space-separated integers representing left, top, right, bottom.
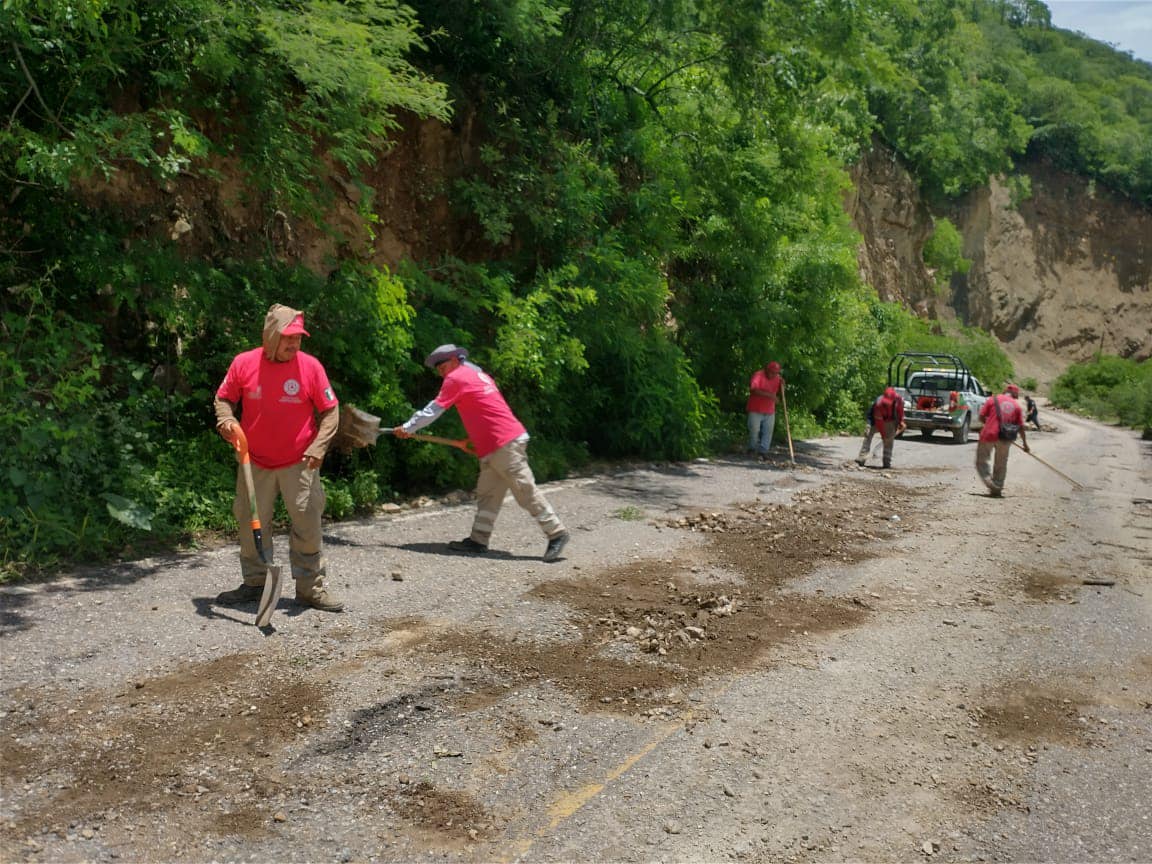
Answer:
1044, 1, 1152, 62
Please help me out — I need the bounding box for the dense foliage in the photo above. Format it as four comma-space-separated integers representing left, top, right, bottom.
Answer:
1050, 356, 1152, 433
2, 0, 1149, 574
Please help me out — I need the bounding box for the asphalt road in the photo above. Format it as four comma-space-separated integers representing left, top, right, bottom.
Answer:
1, 405, 1149, 863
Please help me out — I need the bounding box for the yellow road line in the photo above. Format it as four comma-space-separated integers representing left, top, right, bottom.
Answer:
496, 712, 694, 862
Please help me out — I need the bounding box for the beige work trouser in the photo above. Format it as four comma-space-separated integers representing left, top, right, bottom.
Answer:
858, 421, 898, 465
975, 439, 1012, 493
470, 438, 565, 546
234, 460, 327, 596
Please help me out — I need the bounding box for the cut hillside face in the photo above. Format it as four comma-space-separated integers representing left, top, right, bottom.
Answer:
846, 146, 940, 319
952, 165, 1152, 387
848, 147, 1152, 389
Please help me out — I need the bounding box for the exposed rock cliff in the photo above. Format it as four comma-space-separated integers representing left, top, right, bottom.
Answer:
951, 165, 1151, 385
849, 147, 1152, 387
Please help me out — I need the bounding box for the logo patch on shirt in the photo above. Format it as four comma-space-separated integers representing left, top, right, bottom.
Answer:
324, 387, 334, 401
284, 379, 301, 397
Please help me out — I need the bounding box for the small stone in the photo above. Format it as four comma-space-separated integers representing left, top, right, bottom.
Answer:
273, 811, 287, 823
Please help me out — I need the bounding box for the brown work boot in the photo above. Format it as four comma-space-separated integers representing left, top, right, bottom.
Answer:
296, 588, 345, 612
215, 583, 264, 605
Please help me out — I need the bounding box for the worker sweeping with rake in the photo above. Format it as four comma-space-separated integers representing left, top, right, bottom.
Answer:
390, 344, 571, 562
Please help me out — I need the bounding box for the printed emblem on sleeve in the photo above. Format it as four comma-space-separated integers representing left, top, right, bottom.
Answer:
324, 387, 334, 401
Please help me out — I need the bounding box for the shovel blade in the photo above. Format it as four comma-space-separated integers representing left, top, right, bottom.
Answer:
334, 406, 384, 451
255, 565, 283, 627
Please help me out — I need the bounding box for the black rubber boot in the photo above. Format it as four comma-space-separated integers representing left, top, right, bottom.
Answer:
448, 537, 489, 554
543, 531, 570, 563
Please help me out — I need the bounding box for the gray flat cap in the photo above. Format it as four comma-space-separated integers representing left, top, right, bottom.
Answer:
424, 344, 469, 368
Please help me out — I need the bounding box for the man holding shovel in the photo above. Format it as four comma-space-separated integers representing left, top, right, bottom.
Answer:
394, 344, 570, 562
746, 361, 784, 461
213, 304, 344, 612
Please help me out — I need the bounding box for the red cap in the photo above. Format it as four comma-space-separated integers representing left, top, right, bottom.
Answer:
884, 387, 897, 399
281, 313, 310, 337
1005, 383, 1019, 396
767, 361, 781, 373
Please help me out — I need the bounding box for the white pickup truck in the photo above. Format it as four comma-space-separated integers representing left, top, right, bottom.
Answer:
888, 353, 990, 443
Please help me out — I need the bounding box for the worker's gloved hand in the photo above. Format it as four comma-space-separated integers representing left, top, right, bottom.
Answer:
219, 421, 240, 443
393, 427, 411, 439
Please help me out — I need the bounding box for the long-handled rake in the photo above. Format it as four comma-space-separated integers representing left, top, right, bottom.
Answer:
1012, 441, 1084, 489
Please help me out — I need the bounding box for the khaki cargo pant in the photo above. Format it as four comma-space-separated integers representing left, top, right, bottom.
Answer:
470, 437, 565, 546
858, 420, 898, 465
975, 439, 1012, 493
234, 460, 327, 597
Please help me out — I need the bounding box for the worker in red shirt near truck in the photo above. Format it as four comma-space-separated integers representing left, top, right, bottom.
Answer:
976, 383, 1030, 497
856, 387, 906, 469
394, 344, 570, 562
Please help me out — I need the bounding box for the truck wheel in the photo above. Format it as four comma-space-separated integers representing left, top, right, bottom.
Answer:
920, 429, 932, 439
953, 414, 970, 443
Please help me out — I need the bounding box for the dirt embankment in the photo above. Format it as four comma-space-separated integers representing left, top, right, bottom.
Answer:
848, 146, 1152, 388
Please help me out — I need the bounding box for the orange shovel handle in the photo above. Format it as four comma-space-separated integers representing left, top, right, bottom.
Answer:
224, 425, 268, 562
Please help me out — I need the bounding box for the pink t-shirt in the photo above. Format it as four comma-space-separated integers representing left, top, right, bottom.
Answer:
435, 364, 526, 458
746, 370, 782, 414
978, 394, 1023, 443
216, 348, 338, 469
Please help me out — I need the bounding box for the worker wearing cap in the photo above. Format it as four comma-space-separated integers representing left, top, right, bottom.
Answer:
856, 387, 907, 469
213, 304, 343, 611
976, 383, 1029, 497
394, 344, 570, 562
746, 361, 784, 461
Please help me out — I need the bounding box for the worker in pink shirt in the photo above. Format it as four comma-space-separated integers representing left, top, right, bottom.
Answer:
746, 361, 784, 461
213, 304, 343, 611
394, 344, 570, 562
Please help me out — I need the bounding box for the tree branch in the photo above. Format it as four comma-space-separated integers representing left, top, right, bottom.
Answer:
10, 42, 72, 136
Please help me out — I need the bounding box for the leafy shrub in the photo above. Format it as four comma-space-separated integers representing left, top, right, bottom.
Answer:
923, 218, 971, 289
1051, 356, 1152, 431
324, 482, 356, 521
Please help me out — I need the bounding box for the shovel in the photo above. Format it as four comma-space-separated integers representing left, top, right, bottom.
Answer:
780, 385, 796, 465
227, 426, 283, 626
335, 405, 475, 454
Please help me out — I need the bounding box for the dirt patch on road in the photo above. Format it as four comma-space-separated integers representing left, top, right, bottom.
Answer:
973, 685, 1092, 746
1, 649, 331, 844
393, 780, 493, 842
1017, 568, 1079, 601
426, 481, 921, 714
